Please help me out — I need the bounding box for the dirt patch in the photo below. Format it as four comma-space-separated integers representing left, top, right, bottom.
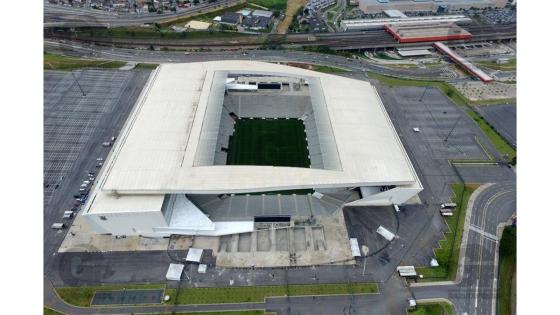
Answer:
276, 0, 307, 34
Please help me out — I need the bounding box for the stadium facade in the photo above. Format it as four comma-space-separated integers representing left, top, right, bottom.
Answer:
82, 61, 422, 237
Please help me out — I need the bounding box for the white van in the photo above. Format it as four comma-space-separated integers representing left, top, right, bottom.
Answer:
51, 223, 65, 229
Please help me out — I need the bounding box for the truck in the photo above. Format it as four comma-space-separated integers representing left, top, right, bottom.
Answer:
441, 202, 457, 209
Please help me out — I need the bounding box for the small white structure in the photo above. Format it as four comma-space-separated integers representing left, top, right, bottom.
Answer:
408, 298, 417, 308
376, 225, 396, 241
186, 248, 204, 263
312, 191, 324, 199
198, 264, 208, 274
396, 265, 417, 277
384, 9, 407, 18
430, 258, 439, 267
397, 49, 432, 57
237, 9, 252, 16
166, 263, 184, 281
350, 238, 361, 257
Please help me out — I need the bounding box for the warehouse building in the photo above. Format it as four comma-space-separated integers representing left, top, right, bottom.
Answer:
359, 0, 507, 14
81, 61, 422, 238
340, 14, 471, 31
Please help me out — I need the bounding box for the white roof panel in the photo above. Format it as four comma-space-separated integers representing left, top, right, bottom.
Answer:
186, 248, 204, 262
166, 263, 184, 281
98, 61, 418, 194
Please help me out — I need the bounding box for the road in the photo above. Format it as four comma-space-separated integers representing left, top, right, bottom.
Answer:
44, 39, 457, 80
412, 181, 516, 315
44, 1, 244, 27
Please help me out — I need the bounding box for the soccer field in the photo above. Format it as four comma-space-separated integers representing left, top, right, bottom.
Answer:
227, 118, 310, 168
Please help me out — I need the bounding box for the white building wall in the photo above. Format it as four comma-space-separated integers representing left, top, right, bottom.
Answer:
345, 185, 422, 206
83, 210, 168, 237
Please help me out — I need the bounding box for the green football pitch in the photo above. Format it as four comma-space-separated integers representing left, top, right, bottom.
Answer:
227, 118, 310, 168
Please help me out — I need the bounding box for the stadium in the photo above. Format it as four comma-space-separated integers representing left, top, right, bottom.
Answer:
82, 61, 422, 238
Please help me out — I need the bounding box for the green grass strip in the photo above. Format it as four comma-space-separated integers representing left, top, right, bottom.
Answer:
312, 65, 349, 73
417, 184, 478, 281
56, 283, 166, 307
44, 52, 126, 71
166, 283, 378, 305
44, 307, 64, 315
408, 301, 455, 315
497, 226, 516, 315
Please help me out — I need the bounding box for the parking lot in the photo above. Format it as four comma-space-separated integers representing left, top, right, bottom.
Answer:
477, 103, 516, 146
44, 69, 151, 281
374, 83, 515, 266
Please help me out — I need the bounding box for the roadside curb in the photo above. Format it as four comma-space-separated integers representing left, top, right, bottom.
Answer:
410, 183, 494, 288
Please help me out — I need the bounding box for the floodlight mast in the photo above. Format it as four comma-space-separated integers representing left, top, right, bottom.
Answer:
72, 71, 86, 96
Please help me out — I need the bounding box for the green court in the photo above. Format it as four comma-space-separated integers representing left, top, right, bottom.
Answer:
227, 118, 310, 168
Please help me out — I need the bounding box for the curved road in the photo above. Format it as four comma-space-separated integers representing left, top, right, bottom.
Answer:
412, 181, 516, 315
44, 182, 516, 314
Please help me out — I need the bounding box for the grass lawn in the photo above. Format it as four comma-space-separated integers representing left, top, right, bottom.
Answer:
56, 284, 165, 307
44, 307, 64, 315
166, 283, 378, 304
417, 184, 478, 281
409, 301, 455, 315
312, 65, 348, 73
465, 110, 516, 162
249, 0, 287, 11
227, 118, 310, 167
135, 63, 160, 69
476, 59, 516, 71
74, 26, 251, 40
44, 53, 126, 71
367, 72, 516, 164
497, 226, 516, 315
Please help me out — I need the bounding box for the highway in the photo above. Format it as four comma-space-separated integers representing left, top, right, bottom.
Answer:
44, 39, 458, 80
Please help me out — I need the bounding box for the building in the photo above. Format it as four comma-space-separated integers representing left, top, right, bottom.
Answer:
359, 0, 508, 14
385, 22, 472, 43
219, 12, 242, 25
305, 0, 336, 13
81, 61, 423, 238
383, 9, 407, 18
340, 15, 471, 31
252, 9, 274, 18
241, 15, 271, 30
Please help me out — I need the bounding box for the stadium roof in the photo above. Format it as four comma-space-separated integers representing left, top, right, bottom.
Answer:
92, 61, 418, 197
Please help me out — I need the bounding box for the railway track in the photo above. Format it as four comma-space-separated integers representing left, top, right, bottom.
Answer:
44, 23, 516, 51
